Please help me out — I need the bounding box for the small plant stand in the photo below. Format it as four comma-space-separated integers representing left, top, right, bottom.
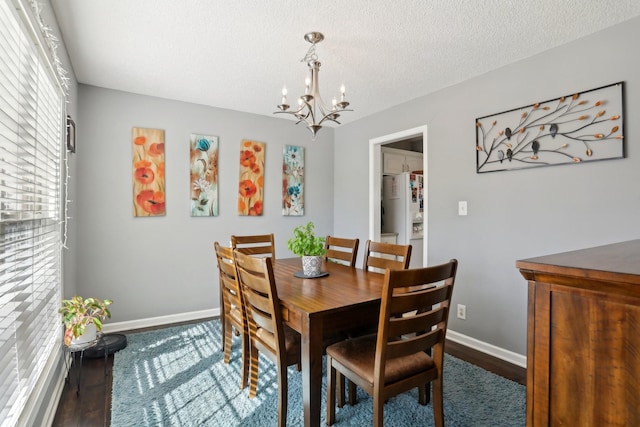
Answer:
63, 332, 107, 395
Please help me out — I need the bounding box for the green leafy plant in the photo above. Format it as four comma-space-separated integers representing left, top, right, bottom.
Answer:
59, 296, 112, 346
287, 222, 326, 257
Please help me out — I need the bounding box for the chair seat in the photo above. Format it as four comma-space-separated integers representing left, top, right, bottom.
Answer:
326, 334, 434, 385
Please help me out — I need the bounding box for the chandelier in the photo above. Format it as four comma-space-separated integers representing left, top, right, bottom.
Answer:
274, 32, 352, 139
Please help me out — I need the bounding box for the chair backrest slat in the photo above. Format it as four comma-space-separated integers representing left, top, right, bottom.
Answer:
390, 286, 451, 316
231, 234, 276, 258
325, 236, 359, 267
387, 329, 442, 359
388, 309, 445, 338
363, 240, 412, 272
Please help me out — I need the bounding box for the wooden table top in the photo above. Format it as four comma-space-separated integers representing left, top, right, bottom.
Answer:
272, 257, 386, 316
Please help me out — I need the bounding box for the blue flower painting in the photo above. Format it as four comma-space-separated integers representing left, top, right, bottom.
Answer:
282, 145, 304, 216
189, 134, 218, 216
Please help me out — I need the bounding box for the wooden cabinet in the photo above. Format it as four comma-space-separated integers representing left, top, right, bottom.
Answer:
516, 240, 640, 427
382, 148, 423, 174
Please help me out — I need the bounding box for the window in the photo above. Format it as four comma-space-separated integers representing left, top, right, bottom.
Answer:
0, 0, 64, 424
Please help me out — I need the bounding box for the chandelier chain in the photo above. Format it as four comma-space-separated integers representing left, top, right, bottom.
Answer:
301, 43, 318, 63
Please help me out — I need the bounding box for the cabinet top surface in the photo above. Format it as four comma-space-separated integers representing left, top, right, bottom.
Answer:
516, 239, 640, 283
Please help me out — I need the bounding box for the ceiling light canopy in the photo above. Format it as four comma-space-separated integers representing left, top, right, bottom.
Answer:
274, 32, 352, 139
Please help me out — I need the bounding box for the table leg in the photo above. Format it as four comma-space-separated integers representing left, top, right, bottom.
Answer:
301, 314, 323, 427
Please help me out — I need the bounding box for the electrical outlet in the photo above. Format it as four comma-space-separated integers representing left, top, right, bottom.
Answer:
457, 304, 466, 320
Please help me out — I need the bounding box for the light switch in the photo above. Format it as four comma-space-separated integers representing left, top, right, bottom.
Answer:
458, 201, 468, 216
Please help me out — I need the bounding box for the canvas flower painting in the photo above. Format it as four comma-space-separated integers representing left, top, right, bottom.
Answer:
132, 127, 165, 216
190, 134, 218, 216
282, 145, 304, 216
237, 140, 265, 216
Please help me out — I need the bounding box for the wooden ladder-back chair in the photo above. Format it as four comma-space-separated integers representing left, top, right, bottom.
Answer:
362, 240, 412, 273
231, 233, 276, 258
326, 259, 458, 427
233, 250, 301, 427
339, 240, 413, 369
214, 242, 249, 389
325, 236, 360, 267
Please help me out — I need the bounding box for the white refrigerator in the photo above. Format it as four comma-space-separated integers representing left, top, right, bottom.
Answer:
381, 173, 424, 268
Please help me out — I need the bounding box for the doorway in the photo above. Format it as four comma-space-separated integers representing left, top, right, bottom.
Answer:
369, 125, 428, 266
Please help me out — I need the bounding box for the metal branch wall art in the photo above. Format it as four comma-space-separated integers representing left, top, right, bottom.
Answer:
476, 82, 624, 173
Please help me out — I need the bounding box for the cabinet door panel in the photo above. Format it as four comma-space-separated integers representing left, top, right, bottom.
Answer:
383, 152, 405, 174
548, 288, 640, 426
406, 155, 423, 173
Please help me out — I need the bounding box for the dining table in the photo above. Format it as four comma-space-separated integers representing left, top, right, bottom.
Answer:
272, 257, 386, 427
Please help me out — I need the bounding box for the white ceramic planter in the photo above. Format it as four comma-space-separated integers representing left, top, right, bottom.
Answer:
71, 322, 97, 346
301, 255, 322, 277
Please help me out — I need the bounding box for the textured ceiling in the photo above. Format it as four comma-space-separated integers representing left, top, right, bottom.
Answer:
50, 0, 640, 126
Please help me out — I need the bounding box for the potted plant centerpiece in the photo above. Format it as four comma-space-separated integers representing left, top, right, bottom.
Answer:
287, 222, 326, 277
60, 296, 113, 347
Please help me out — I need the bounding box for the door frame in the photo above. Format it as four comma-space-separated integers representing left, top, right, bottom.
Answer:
369, 125, 428, 266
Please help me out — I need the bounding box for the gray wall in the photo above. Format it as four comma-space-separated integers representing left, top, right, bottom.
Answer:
333, 17, 640, 356
75, 86, 334, 322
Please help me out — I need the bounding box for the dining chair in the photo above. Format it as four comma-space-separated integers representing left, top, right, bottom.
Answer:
325, 236, 360, 267
325, 259, 458, 427
214, 242, 249, 389
362, 239, 412, 272
231, 233, 276, 258
233, 250, 301, 427
340, 240, 413, 383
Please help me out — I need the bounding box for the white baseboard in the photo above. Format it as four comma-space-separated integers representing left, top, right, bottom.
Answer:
102, 308, 220, 333
447, 329, 527, 368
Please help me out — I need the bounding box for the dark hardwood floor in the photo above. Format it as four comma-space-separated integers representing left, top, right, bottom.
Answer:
52, 321, 526, 426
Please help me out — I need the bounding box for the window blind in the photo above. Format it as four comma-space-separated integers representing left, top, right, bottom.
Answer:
0, 0, 64, 425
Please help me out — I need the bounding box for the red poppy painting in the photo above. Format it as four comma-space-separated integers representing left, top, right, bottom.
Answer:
132, 127, 165, 216
237, 140, 265, 216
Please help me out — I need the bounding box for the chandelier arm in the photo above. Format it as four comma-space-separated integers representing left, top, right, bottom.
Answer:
273, 102, 307, 116
318, 114, 341, 126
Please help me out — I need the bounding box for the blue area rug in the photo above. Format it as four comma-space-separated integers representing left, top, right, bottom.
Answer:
111, 320, 525, 426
